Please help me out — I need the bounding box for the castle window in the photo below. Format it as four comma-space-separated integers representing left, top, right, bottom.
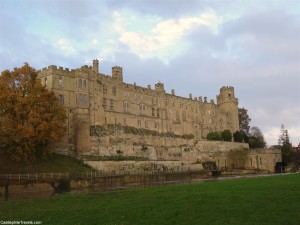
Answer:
152, 108, 155, 116
83, 80, 86, 89
45, 77, 47, 86
176, 111, 180, 121
139, 104, 145, 115
112, 86, 116, 96
102, 98, 107, 109
110, 100, 114, 110
58, 95, 64, 105
79, 79, 83, 89
138, 120, 142, 127
103, 85, 107, 94
208, 110, 211, 115
260, 158, 262, 166
145, 121, 148, 128
58, 76, 63, 87
182, 111, 186, 121
154, 122, 158, 128
123, 101, 129, 113
79, 94, 87, 106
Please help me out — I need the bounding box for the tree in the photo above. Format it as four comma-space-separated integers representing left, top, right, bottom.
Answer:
278, 124, 292, 164
221, 130, 232, 142
248, 126, 266, 148
233, 131, 243, 142
207, 131, 222, 141
238, 107, 251, 134
0, 63, 67, 162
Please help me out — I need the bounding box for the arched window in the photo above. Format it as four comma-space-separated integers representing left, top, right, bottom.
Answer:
176, 111, 180, 121
182, 111, 186, 121
110, 100, 114, 110
45, 77, 48, 86
58, 95, 64, 105
58, 76, 63, 87
139, 104, 145, 115
103, 85, 107, 94
102, 98, 107, 109
112, 86, 116, 96
123, 101, 129, 113
79, 79, 83, 89
83, 80, 86, 89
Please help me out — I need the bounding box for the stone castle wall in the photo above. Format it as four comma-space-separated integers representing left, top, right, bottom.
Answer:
37, 60, 281, 172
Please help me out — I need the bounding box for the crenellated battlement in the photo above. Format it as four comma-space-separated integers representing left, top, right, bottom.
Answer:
38, 65, 75, 77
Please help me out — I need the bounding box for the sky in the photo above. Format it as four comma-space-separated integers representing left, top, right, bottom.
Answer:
0, 0, 299, 146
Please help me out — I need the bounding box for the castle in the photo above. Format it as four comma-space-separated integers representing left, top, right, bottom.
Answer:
37, 59, 281, 172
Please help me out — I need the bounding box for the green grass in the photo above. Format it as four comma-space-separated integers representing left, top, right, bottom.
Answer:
1, 173, 300, 225
0, 153, 94, 173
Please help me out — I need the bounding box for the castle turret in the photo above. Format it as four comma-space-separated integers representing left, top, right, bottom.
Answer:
155, 82, 165, 94
217, 86, 239, 133
93, 59, 99, 73
112, 66, 123, 82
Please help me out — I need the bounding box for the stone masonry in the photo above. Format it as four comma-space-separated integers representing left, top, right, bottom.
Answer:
37, 60, 281, 172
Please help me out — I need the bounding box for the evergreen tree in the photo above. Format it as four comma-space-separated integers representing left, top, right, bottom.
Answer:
238, 108, 251, 134
278, 124, 292, 164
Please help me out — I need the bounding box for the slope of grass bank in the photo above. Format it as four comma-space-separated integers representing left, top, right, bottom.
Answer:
1, 173, 299, 225
0, 153, 93, 173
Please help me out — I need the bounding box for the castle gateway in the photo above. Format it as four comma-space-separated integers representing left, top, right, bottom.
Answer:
38, 60, 281, 172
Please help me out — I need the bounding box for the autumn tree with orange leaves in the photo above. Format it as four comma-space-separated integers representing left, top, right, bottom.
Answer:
0, 63, 66, 162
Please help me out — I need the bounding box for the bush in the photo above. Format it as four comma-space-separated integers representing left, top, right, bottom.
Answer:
233, 131, 243, 142
221, 130, 232, 142
207, 132, 222, 141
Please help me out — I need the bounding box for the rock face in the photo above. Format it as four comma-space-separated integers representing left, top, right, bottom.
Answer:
37, 60, 281, 172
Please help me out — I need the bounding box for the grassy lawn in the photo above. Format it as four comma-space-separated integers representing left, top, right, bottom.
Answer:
0, 153, 94, 173
0, 173, 299, 225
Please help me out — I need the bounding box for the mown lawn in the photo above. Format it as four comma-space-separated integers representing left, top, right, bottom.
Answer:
0, 173, 299, 225
0, 153, 93, 173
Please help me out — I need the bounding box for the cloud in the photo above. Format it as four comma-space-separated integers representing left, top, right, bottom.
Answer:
54, 38, 77, 55
112, 10, 223, 62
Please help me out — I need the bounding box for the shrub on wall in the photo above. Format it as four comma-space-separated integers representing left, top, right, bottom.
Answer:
207, 132, 222, 141
221, 130, 232, 142
233, 131, 244, 142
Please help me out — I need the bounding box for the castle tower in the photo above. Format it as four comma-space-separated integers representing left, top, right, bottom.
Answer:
155, 82, 165, 94
93, 59, 99, 73
217, 86, 239, 133
112, 66, 123, 82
